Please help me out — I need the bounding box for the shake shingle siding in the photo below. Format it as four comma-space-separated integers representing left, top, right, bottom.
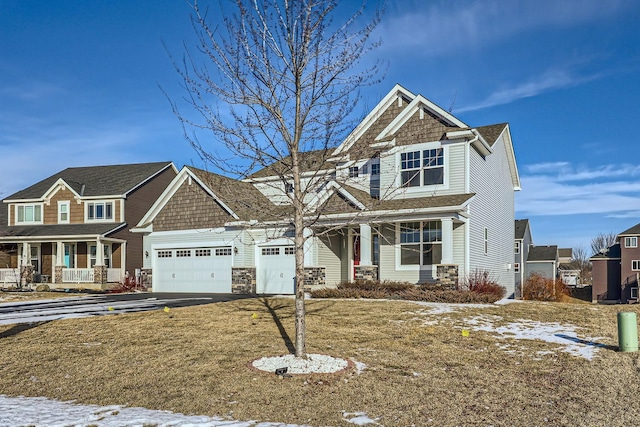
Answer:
468, 132, 515, 296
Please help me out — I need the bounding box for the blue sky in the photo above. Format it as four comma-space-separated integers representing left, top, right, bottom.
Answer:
1, 0, 640, 253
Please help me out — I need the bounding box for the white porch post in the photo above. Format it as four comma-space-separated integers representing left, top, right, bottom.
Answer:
441, 218, 454, 264
96, 239, 104, 266
121, 241, 127, 275
21, 242, 31, 266
56, 242, 64, 266
303, 227, 313, 266
359, 223, 372, 266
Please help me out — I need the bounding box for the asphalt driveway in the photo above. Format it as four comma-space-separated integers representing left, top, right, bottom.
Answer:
0, 292, 257, 326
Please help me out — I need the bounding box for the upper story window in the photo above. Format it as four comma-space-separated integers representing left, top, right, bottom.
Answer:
399, 221, 442, 266
514, 263, 520, 273
349, 166, 359, 178
625, 237, 637, 248
401, 148, 444, 187
515, 241, 520, 254
371, 163, 380, 176
58, 201, 70, 224
16, 204, 43, 224
87, 202, 113, 221
632, 260, 640, 271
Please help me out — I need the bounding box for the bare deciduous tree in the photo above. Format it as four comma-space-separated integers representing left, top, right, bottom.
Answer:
570, 245, 591, 285
590, 232, 617, 256
168, 0, 383, 357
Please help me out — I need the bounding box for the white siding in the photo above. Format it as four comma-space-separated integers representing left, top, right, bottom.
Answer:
378, 224, 421, 283
468, 134, 516, 296
317, 234, 343, 287
453, 222, 466, 280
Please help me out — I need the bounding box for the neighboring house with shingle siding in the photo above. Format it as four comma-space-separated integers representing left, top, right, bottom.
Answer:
134, 85, 520, 296
591, 223, 640, 303
0, 162, 177, 289
514, 219, 532, 298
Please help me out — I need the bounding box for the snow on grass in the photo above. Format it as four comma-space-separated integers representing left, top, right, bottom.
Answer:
463, 316, 608, 360
0, 394, 306, 427
252, 353, 348, 374
342, 411, 382, 426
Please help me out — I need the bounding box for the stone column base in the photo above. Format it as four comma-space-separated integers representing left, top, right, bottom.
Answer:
232, 267, 256, 294
435, 264, 458, 290
304, 267, 326, 290
355, 265, 378, 281
94, 265, 107, 285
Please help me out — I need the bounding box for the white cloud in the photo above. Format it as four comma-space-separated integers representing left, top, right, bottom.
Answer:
516, 162, 640, 217
377, 0, 631, 58
456, 69, 599, 113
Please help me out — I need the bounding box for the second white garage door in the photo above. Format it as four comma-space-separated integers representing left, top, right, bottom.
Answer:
258, 245, 296, 294
154, 246, 232, 293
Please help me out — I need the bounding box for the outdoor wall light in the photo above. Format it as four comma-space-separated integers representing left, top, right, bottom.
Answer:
234, 247, 238, 254
145, 251, 149, 258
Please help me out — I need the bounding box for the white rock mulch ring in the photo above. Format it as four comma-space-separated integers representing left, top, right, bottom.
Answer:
251, 353, 351, 374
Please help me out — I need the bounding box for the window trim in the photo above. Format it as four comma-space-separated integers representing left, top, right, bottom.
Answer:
89, 244, 111, 268
58, 201, 70, 224
86, 201, 114, 222
15, 203, 43, 225
396, 221, 443, 270
625, 237, 638, 248
348, 166, 359, 178
514, 262, 520, 273
484, 227, 489, 255
397, 142, 447, 191
632, 260, 640, 271
371, 162, 380, 176
515, 241, 520, 254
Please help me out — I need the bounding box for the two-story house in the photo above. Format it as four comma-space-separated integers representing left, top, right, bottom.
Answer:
525, 245, 559, 281
591, 223, 640, 303
0, 162, 177, 289
514, 219, 533, 298
133, 85, 520, 296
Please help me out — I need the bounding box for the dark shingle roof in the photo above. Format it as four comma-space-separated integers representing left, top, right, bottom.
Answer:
558, 248, 572, 259
590, 243, 621, 260
475, 123, 507, 147
5, 162, 173, 200
188, 167, 290, 221
0, 223, 126, 239
514, 219, 529, 240
619, 223, 640, 236
249, 149, 336, 179
527, 245, 558, 262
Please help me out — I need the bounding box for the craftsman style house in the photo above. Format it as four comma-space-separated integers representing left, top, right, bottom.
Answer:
133, 85, 521, 296
591, 223, 640, 303
0, 162, 177, 288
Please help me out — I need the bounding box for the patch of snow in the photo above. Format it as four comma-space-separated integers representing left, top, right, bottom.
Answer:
252, 354, 348, 374
351, 359, 367, 374
343, 411, 382, 426
464, 316, 607, 360
0, 394, 307, 426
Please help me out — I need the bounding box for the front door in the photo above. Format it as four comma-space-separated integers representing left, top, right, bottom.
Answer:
64, 244, 76, 268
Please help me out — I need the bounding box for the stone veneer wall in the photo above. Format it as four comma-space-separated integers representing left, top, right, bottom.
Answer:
303, 267, 326, 290
20, 265, 34, 286
232, 267, 256, 294
93, 265, 107, 285
141, 268, 152, 289
54, 266, 63, 284
355, 265, 378, 281
436, 264, 459, 290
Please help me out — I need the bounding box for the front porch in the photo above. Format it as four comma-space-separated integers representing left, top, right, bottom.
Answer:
1, 238, 127, 290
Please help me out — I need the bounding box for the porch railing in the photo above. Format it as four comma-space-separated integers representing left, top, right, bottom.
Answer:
107, 268, 123, 283
0, 268, 20, 285
62, 268, 94, 283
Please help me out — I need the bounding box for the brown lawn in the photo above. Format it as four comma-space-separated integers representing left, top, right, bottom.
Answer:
0, 297, 638, 426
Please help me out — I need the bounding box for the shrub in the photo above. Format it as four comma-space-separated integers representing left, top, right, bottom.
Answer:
522, 273, 569, 301
460, 269, 506, 300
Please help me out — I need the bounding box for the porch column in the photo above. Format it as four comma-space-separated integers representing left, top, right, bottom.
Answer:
303, 227, 313, 266
55, 241, 64, 284
21, 242, 31, 266
359, 223, 372, 265
441, 218, 454, 264
96, 239, 104, 266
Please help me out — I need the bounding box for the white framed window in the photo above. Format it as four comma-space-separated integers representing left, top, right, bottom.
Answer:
176, 249, 191, 257
515, 241, 520, 254
632, 260, 640, 271
625, 237, 637, 248
631, 287, 638, 299
349, 166, 359, 178
398, 221, 442, 266
89, 244, 111, 268
157, 250, 172, 258
16, 204, 43, 224
484, 228, 489, 255
262, 247, 280, 256
371, 163, 380, 176
284, 246, 295, 255
195, 249, 211, 257
58, 201, 70, 224
87, 201, 113, 221
514, 263, 520, 273
400, 147, 444, 187
215, 248, 232, 256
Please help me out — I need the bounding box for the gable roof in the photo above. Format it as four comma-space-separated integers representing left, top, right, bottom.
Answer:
476, 123, 508, 148
527, 245, 558, 262
558, 248, 573, 259
514, 219, 529, 240
248, 149, 335, 180
4, 162, 175, 201
618, 222, 640, 236
590, 243, 621, 260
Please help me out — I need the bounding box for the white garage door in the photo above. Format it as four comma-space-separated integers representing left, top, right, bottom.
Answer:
258, 245, 296, 294
154, 247, 232, 293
